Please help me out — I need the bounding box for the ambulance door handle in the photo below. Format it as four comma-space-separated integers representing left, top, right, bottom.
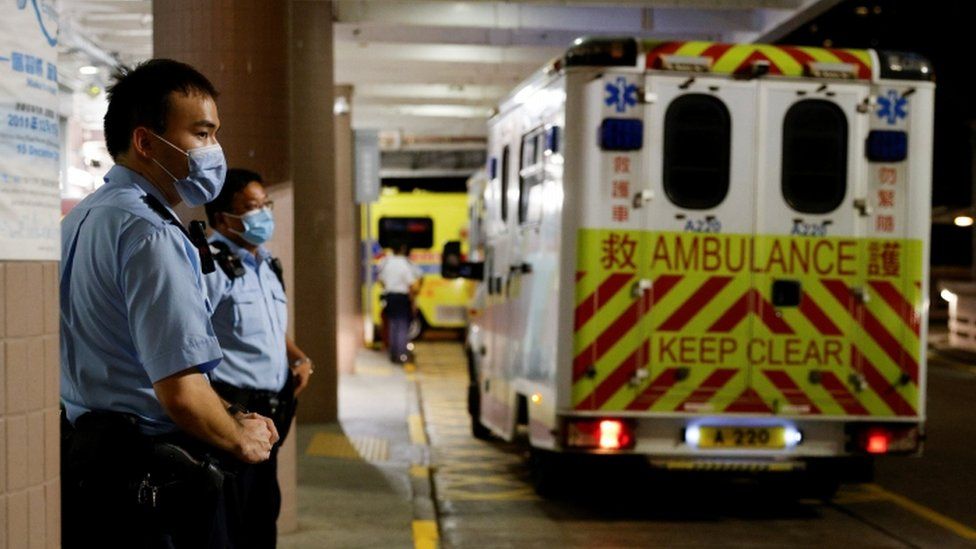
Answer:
633, 190, 654, 209
631, 278, 653, 299
852, 286, 870, 304
853, 198, 872, 217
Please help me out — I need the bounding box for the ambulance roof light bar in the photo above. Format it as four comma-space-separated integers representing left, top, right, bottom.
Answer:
658, 54, 712, 73
806, 62, 859, 79
877, 51, 935, 81
565, 37, 638, 68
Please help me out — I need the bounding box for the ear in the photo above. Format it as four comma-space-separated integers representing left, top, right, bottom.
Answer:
130, 127, 154, 160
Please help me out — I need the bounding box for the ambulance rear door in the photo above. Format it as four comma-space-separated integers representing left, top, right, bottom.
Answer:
629, 74, 760, 415
752, 79, 871, 417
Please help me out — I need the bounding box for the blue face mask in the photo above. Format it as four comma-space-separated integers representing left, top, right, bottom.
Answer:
225, 207, 275, 246
150, 132, 227, 207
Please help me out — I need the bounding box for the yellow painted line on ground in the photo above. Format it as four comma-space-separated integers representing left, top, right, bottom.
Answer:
408, 414, 428, 445
305, 432, 361, 459
865, 484, 976, 541
412, 520, 439, 549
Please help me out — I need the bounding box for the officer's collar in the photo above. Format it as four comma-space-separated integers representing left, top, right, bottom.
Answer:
210, 231, 270, 264
107, 165, 183, 223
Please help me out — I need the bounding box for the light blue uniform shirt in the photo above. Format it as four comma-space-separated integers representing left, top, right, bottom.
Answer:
204, 232, 289, 392
60, 165, 223, 435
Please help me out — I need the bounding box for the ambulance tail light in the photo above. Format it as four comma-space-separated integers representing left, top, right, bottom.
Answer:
866, 431, 889, 454
848, 423, 921, 455
599, 118, 643, 151
566, 418, 635, 450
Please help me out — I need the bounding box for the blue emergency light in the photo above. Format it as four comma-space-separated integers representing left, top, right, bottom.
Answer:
599, 118, 643, 151
546, 126, 561, 153
866, 130, 908, 163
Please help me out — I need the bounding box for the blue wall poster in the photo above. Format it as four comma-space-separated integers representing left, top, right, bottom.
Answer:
0, 0, 60, 260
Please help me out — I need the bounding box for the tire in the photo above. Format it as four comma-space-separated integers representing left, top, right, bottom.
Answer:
797, 475, 841, 501
529, 449, 569, 498
466, 347, 492, 440
408, 315, 425, 341
468, 384, 492, 440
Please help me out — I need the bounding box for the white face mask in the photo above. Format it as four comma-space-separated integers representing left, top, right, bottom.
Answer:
150, 132, 227, 207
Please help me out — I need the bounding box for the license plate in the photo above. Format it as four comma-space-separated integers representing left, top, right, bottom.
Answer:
697, 426, 786, 449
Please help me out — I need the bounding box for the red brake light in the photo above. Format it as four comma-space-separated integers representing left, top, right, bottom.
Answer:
566, 419, 634, 450
866, 430, 890, 454
599, 420, 623, 449
848, 424, 921, 455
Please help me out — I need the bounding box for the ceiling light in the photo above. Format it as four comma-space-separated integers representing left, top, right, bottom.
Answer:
79, 65, 98, 75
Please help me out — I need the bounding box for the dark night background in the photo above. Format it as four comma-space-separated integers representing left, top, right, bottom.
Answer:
781, 0, 976, 267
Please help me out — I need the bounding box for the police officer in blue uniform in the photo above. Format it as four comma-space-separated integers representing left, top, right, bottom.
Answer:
203, 168, 312, 548
60, 59, 279, 548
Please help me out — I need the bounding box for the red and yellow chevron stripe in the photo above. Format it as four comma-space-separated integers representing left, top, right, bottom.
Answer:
573, 230, 923, 419
643, 41, 873, 80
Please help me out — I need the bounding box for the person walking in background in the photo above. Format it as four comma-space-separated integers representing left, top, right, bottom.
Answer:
204, 168, 313, 548
377, 241, 423, 364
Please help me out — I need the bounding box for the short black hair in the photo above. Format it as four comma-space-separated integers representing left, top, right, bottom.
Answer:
104, 58, 219, 160
205, 168, 264, 226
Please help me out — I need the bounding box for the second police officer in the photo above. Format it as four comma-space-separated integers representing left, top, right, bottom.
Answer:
204, 168, 313, 548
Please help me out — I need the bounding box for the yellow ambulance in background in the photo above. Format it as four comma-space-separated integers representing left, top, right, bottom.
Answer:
363, 187, 476, 341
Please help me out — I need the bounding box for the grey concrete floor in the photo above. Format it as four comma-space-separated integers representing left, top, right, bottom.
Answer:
278, 349, 418, 549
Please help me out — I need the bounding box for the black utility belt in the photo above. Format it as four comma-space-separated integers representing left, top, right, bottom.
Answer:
64, 410, 229, 508
211, 380, 286, 414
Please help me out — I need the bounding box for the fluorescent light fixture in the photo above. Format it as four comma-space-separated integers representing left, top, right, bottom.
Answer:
954, 215, 973, 227
79, 65, 98, 75
941, 289, 958, 303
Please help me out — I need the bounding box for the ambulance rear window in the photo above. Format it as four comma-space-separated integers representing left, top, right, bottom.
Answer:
782, 100, 849, 214
663, 94, 731, 210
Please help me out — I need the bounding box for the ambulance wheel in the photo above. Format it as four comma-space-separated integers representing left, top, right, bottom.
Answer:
797, 476, 841, 501
529, 449, 569, 498
468, 387, 491, 440
408, 315, 426, 341
466, 349, 492, 440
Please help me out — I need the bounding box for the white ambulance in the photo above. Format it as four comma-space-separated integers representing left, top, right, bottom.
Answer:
443, 38, 934, 494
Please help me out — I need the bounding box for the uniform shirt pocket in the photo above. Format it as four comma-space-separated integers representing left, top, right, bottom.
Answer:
231, 289, 266, 338
271, 286, 288, 334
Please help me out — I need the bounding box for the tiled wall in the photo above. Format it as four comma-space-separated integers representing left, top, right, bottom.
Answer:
0, 261, 61, 548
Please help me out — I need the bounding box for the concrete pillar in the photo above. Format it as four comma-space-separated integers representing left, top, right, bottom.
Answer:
154, 0, 331, 534
290, 1, 339, 422
0, 262, 61, 548
153, 1, 290, 184
334, 84, 361, 375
